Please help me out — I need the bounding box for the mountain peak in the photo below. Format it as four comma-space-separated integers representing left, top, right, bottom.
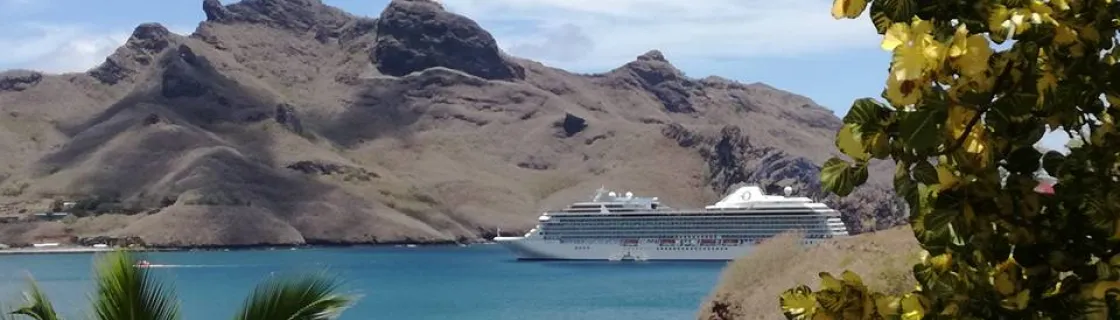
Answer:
201, 0, 351, 30
372, 0, 524, 80
128, 23, 173, 53
390, 0, 445, 10
637, 50, 667, 62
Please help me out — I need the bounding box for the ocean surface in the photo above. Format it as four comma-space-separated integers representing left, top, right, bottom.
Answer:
0, 244, 728, 320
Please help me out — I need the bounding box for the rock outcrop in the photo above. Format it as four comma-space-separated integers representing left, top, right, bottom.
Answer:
0, 70, 42, 92
372, 0, 525, 80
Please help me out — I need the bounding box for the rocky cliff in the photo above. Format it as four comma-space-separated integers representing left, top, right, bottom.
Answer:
0, 0, 902, 247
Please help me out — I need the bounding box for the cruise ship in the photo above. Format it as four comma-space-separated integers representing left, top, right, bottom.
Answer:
493, 185, 850, 261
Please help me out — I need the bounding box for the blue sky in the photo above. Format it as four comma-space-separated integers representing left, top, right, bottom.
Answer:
0, 0, 1068, 150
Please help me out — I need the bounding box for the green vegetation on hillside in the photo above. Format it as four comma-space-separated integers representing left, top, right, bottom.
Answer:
780, 0, 1120, 319
2, 250, 357, 320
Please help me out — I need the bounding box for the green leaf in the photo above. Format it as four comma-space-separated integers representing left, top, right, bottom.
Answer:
11, 276, 60, 320
864, 131, 891, 159
912, 160, 939, 185
843, 98, 888, 129
821, 157, 865, 196
841, 98, 893, 160
868, 1, 893, 34
898, 108, 947, 153
234, 272, 356, 320
928, 191, 963, 234
1042, 151, 1065, 177
873, 0, 918, 32
1006, 147, 1043, 174
91, 250, 180, 320
894, 162, 920, 211
837, 124, 870, 162
853, 162, 870, 186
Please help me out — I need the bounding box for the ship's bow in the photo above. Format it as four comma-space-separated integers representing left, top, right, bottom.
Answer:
493, 236, 550, 260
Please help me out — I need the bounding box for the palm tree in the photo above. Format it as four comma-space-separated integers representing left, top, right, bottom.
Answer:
5, 250, 357, 320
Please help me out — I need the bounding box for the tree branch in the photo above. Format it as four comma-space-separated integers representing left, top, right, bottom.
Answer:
938, 58, 1019, 155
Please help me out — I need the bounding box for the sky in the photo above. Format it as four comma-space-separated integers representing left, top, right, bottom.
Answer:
0, 0, 1069, 150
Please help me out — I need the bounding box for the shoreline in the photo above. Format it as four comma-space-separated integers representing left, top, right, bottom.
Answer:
0, 240, 500, 256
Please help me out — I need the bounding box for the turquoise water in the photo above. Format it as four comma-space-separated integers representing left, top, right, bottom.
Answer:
0, 245, 727, 320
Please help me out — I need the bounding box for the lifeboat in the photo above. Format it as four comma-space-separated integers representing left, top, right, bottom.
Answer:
699, 239, 717, 246
621, 239, 639, 246
721, 239, 741, 245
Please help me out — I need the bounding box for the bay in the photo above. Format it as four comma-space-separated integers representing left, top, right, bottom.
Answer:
0, 244, 727, 319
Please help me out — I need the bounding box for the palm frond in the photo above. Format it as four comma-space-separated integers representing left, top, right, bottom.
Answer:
10, 275, 61, 320
89, 250, 180, 320
233, 272, 357, 320
0, 303, 17, 320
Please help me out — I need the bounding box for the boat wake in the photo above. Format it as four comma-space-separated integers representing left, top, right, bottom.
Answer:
135, 263, 254, 269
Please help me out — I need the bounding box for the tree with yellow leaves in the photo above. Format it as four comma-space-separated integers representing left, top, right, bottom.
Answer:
779, 0, 1120, 319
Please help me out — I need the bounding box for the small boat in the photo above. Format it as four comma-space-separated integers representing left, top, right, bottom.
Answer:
134, 260, 152, 268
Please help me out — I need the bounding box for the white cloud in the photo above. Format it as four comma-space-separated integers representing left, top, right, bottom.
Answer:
442, 0, 880, 70
0, 23, 195, 74
0, 23, 129, 74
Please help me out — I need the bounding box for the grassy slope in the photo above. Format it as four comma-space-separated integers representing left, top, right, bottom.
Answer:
697, 227, 921, 320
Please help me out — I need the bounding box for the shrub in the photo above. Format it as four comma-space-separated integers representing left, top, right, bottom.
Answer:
779, 0, 1120, 319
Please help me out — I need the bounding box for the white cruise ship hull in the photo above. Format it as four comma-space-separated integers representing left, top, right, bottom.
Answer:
494, 237, 788, 261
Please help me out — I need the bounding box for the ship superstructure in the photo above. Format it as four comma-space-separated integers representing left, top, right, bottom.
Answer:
494, 185, 850, 261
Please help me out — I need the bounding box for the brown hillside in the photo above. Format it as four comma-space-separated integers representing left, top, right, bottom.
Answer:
0, 0, 903, 247
696, 228, 921, 320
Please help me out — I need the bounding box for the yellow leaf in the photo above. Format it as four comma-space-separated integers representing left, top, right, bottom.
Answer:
948, 25, 970, 58
961, 130, 989, 167
892, 44, 930, 81
830, 0, 868, 19
811, 313, 837, 320
881, 23, 909, 51
1051, 0, 1071, 10
1008, 8, 1033, 35
864, 132, 890, 158
946, 105, 976, 137
936, 164, 958, 190
988, 5, 1011, 35
840, 270, 864, 287
1078, 24, 1101, 43
1000, 289, 1031, 310
993, 259, 1021, 296
1106, 94, 1120, 109
780, 286, 819, 319
1112, 218, 1120, 241
899, 294, 926, 320
874, 294, 900, 316
962, 202, 976, 225
837, 124, 868, 161
1054, 25, 1078, 45
940, 301, 960, 316
886, 76, 922, 106
930, 253, 953, 272
958, 35, 993, 77
819, 272, 842, 291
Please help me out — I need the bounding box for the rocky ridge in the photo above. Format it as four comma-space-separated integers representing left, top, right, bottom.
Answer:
0, 0, 902, 247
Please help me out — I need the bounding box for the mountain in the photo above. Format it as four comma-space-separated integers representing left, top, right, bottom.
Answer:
0, 0, 903, 247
